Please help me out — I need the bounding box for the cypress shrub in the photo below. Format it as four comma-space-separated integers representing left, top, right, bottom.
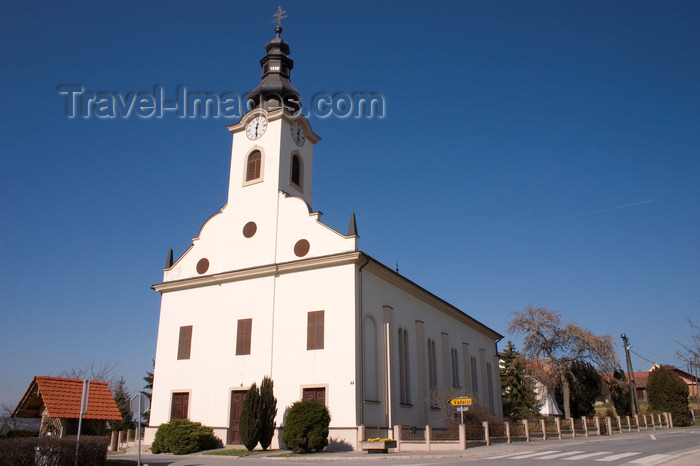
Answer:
239, 382, 260, 451
258, 376, 277, 451
281, 399, 330, 453
647, 365, 691, 426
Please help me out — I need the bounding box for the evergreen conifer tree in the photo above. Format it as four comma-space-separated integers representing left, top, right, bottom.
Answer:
500, 341, 538, 420
110, 377, 134, 432
258, 376, 277, 450
239, 382, 260, 450
647, 365, 691, 426
610, 368, 632, 416
555, 360, 601, 418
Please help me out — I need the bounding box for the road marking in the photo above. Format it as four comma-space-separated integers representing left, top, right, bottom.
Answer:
627, 454, 672, 464
508, 450, 559, 459
488, 450, 557, 460
563, 451, 612, 460
594, 452, 641, 461
484, 452, 537, 459
650, 434, 656, 440
538, 451, 586, 459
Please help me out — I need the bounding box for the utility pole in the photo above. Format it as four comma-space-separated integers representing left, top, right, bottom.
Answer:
694, 353, 700, 406
621, 334, 640, 416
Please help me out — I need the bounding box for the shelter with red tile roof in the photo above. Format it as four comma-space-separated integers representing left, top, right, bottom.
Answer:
12, 376, 122, 437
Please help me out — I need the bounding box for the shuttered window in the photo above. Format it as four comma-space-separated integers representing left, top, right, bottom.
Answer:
177, 325, 193, 360
302, 387, 326, 404
236, 318, 252, 355
291, 154, 302, 187
171, 392, 189, 419
246, 151, 262, 181
307, 310, 324, 350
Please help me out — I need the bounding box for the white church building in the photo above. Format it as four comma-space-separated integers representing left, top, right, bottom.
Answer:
147, 22, 503, 450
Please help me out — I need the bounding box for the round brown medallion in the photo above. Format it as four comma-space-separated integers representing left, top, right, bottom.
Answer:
243, 221, 257, 238
294, 239, 310, 257
196, 258, 209, 274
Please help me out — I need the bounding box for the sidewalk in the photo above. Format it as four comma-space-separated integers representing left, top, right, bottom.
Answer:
112, 426, 700, 463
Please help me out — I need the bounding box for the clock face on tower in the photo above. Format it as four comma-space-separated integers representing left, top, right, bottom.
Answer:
246, 116, 268, 140
290, 121, 306, 147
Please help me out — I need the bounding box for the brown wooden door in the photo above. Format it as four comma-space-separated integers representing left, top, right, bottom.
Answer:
228, 390, 247, 445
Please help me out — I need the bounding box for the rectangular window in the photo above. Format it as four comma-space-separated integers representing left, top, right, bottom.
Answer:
428, 339, 437, 390
177, 325, 193, 360
451, 348, 460, 388
302, 387, 326, 404
171, 392, 189, 419
307, 311, 324, 350
399, 328, 411, 404
470, 356, 479, 393
236, 318, 252, 355
487, 362, 495, 413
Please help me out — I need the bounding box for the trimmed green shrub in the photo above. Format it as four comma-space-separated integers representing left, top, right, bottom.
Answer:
258, 376, 277, 451
240, 383, 260, 451
647, 365, 691, 426
282, 399, 330, 453
0, 436, 109, 466
151, 419, 219, 455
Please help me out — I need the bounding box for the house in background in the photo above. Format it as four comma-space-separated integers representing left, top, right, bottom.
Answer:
147, 23, 503, 450
12, 376, 122, 437
633, 364, 699, 402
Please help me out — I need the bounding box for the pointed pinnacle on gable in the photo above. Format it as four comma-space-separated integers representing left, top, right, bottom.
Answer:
165, 248, 174, 269
348, 211, 359, 237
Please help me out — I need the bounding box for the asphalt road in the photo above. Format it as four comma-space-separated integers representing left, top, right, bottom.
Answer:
115, 427, 700, 465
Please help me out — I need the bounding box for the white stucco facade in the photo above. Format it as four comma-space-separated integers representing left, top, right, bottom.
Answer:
146, 30, 503, 450
146, 105, 503, 449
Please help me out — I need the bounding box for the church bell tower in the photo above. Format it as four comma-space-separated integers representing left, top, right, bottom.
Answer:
226, 20, 319, 211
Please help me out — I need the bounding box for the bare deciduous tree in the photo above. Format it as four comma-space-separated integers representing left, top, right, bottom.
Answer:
676, 315, 700, 404
508, 306, 618, 419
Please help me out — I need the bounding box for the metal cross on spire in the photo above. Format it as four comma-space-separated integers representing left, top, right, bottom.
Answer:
272, 5, 287, 28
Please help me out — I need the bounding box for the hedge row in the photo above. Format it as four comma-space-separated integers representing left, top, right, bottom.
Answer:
0, 436, 109, 466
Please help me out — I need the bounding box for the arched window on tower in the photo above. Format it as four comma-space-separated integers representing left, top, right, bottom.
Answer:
246, 150, 262, 182
291, 154, 302, 188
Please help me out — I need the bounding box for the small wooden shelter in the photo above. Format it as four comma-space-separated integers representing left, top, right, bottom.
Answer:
12, 376, 122, 437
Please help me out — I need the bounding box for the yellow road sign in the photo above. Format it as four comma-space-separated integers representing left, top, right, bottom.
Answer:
449, 397, 472, 406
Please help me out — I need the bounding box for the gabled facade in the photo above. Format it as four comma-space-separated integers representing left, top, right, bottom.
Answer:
147, 23, 503, 449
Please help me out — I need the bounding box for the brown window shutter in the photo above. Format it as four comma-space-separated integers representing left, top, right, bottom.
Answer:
292, 155, 301, 186
246, 151, 261, 181
177, 325, 193, 360
236, 318, 252, 355
171, 392, 189, 419
302, 387, 326, 403
307, 311, 324, 350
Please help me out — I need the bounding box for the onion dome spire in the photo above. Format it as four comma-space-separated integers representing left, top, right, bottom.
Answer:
247, 9, 301, 113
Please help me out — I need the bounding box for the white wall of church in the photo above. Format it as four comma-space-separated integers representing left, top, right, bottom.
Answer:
359, 266, 502, 429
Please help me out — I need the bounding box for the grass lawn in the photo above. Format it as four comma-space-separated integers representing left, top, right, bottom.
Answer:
204, 449, 263, 457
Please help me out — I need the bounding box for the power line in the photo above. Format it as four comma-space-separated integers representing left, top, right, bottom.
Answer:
630, 349, 657, 365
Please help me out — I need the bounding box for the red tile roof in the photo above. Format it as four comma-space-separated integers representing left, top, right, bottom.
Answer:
14, 376, 122, 420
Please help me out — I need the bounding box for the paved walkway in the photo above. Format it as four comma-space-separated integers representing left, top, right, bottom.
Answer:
113, 426, 700, 464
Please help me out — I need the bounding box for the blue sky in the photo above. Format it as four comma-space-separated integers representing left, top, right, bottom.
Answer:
1, 1, 698, 408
